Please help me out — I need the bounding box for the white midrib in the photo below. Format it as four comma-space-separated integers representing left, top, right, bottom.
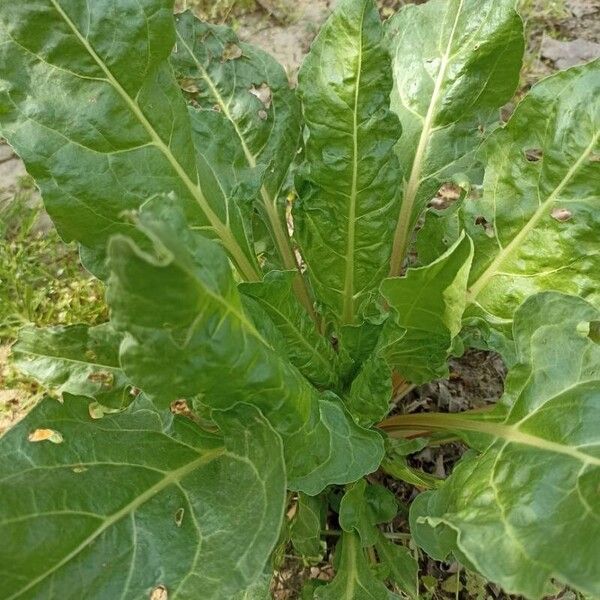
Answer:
342, 4, 367, 325
48, 0, 259, 281
8, 447, 226, 600
468, 130, 600, 300
389, 0, 465, 276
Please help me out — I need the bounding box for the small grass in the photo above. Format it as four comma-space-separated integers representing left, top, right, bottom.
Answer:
0, 174, 107, 430
0, 183, 106, 342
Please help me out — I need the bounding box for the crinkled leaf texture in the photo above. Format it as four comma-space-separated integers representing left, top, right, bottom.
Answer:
0, 0, 258, 280
465, 60, 600, 329
171, 11, 303, 276
240, 271, 339, 388
410, 292, 600, 598
0, 395, 286, 599
106, 199, 383, 494
417, 59, 600, 340
386, 0, 523, 272
12, 324, 130, 409
295, 0, 402, 324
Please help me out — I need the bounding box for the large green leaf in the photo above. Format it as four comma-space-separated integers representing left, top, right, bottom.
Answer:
409, 292, 600, 598
463, 60, 600, 330
0, 0, 258, 280
171, 12, 308, 286
315, 532, 396, 600
386, 0, 523, 274
295, 0, 402, 324
240, 271, 338, 388
106, 199, 383, 494
0, 395, 286, 599
12, 323, 130, 409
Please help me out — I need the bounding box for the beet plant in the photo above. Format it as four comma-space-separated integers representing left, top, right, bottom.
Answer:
0, 0, 598, 598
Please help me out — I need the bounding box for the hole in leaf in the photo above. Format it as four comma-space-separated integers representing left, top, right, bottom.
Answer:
28, 428, 63, 444
150, 585, 168, 600
174, 508, 185, 527
551, 207, 572, 222
428, 183, 461, 210
524, 148, 543, 162
249, 83, 272, 109
475, 216, 495, 238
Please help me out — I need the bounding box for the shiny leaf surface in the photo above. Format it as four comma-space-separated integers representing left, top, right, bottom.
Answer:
296, 0, 402, 324
240, 271, 338, 388
0, 0, 258, 280
386, 0, 523, 273
0, 396, 286, 599
106, 199, 383, 494
464, 60, 600, 330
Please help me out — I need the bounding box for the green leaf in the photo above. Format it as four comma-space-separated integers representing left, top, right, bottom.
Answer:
295, 0, 402, 324
315, 532, 394, 600
375, 532, 418, 599
240, 271, 339, 388
290, 492, 325, 560
386, 0, 524, 273
346, 351, 392, 426
380, 233, 474, 384
171, 12, 304, 276
410, 292, 600, 598
464, 60, 600, 331
232, 573, 273, 600
339, 480, 398, 547
106, 198, 383, 494
0, 395, 286, 599
12, 324, 130, 409
0, 0, 258, 280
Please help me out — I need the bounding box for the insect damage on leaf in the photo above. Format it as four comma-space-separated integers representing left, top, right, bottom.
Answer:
28, 428, 63, 444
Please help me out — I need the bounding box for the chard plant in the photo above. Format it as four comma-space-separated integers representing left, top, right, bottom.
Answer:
0, 0, 598, 598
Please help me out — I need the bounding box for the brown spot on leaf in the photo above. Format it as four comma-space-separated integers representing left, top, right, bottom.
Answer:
179, 78, 199, 94
170, 399, 191, 416
551, 207, 572, 222
475, 216, 495, 238
249, 82, 272, 109
150, 585, 168, 600
174, 508, 185, 527
28, 428, 63, 444
87, 370, 114, 389
222, 43, 242, 61
72, 465, 88, 473
524, 148, 543, 162
258, 109, 268, 120
429, 183, 461, 210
